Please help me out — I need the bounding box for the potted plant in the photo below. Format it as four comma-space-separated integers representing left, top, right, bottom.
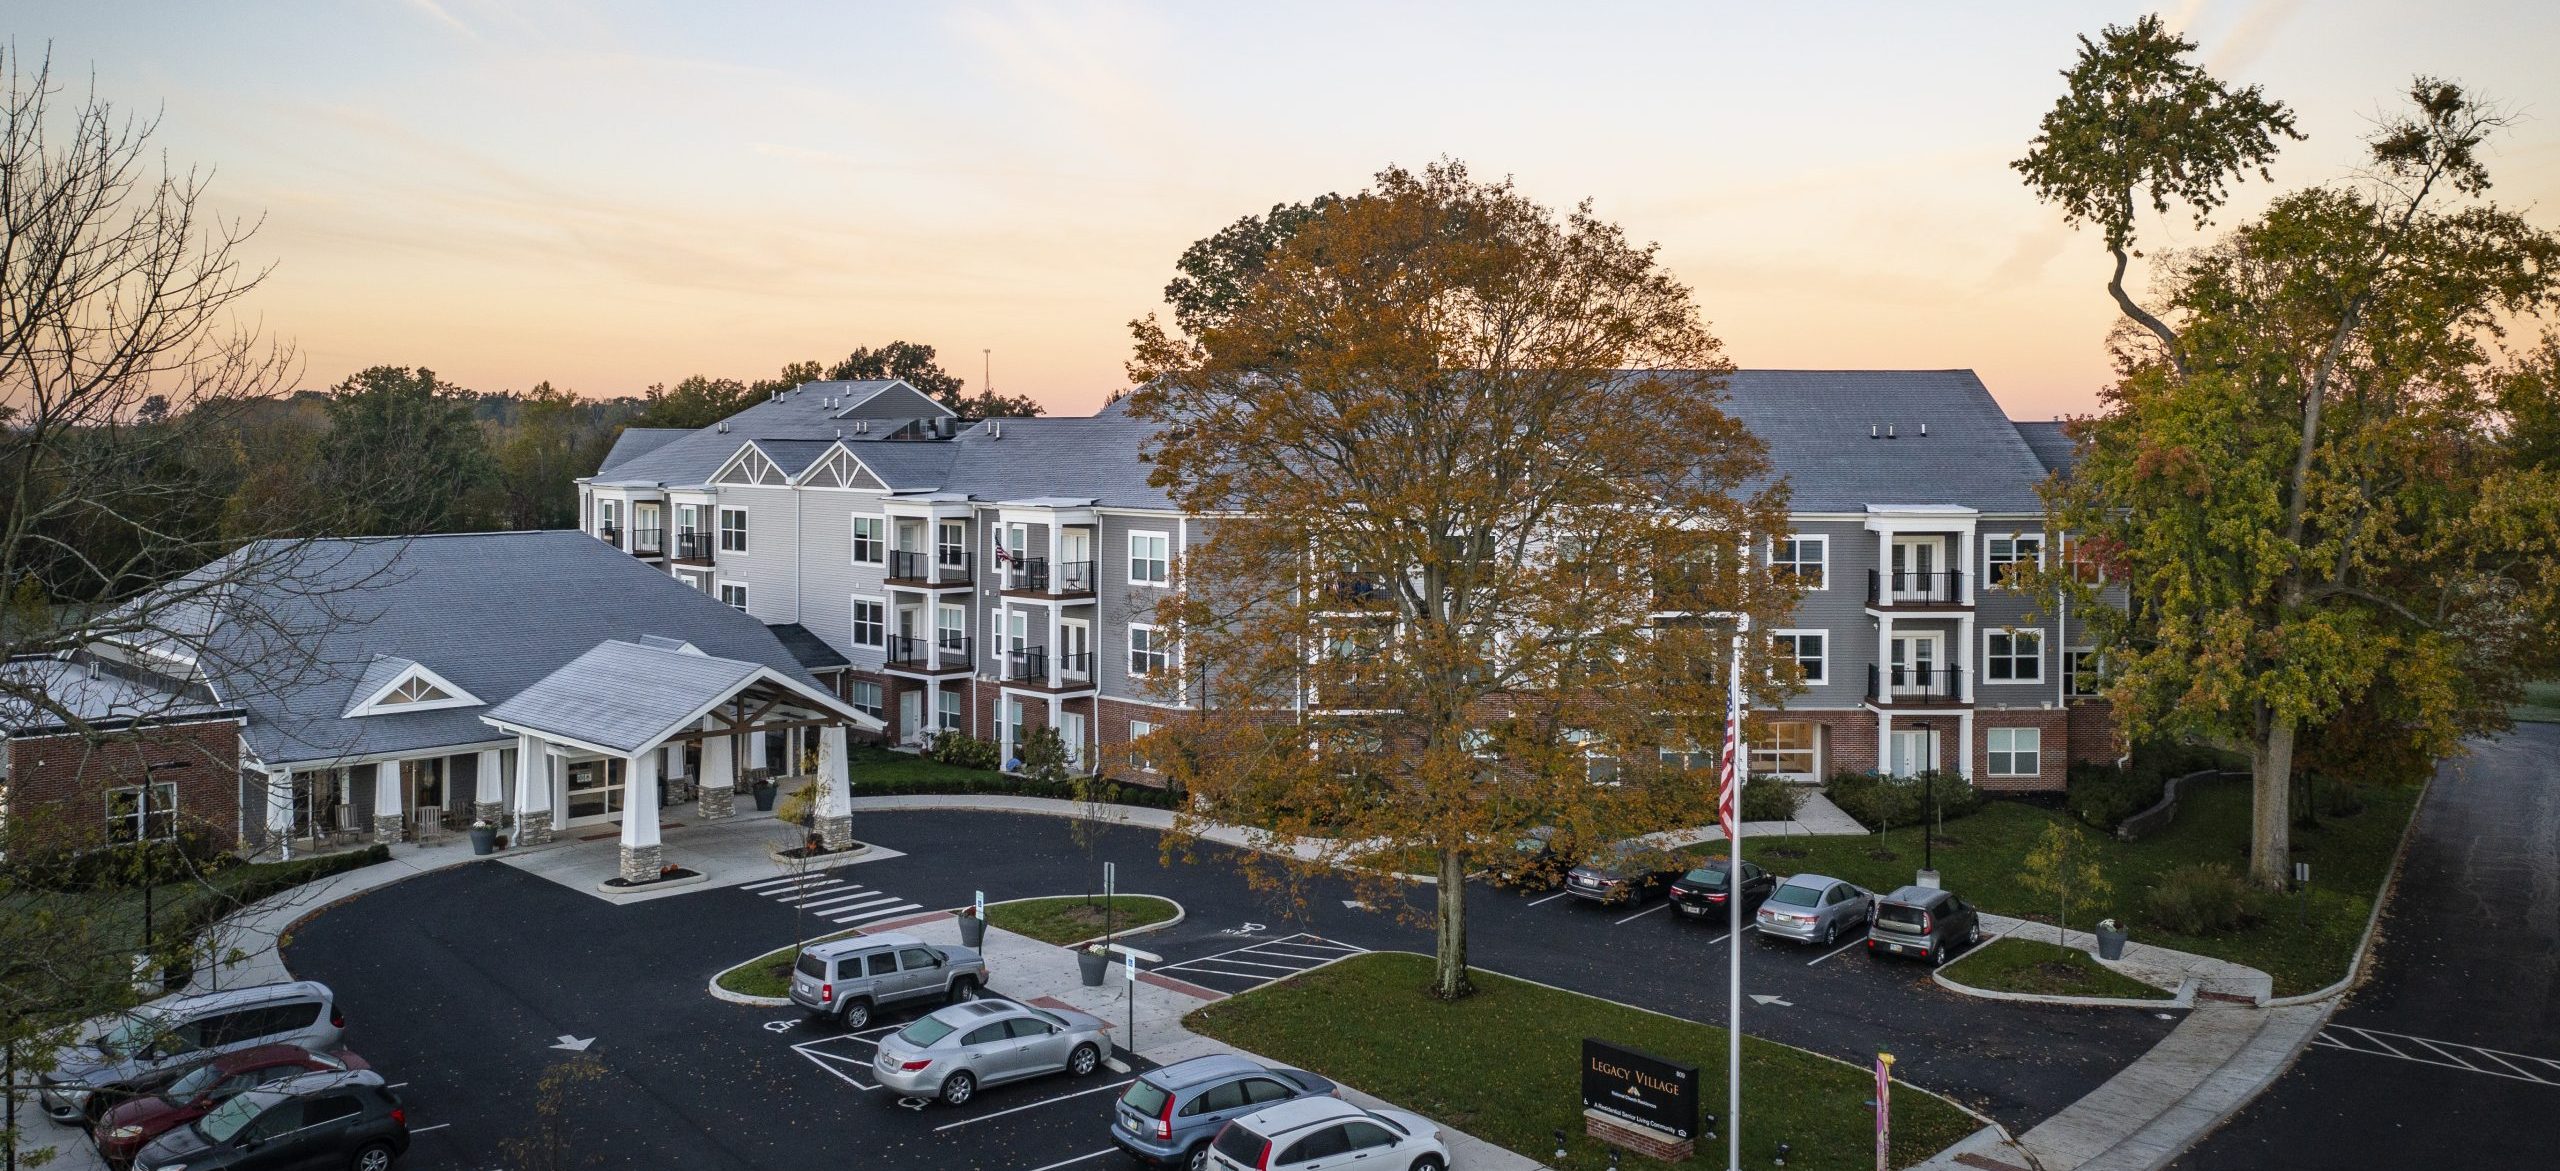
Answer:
468, 819, 497, 856
752, 772, 778, 812
1077, 942, 1109, 987
956, 905, 987, 949
2095, 917, 2129, 961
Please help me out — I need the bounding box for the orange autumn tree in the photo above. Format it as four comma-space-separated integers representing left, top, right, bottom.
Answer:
1126, 163, 1797, 999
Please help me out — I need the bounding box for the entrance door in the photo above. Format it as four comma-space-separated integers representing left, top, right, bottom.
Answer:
1891, 538, 1938, 600
563, 758, 625, 825
1060, 528, 1094, 591
1060, 711, 1088, 768
1890, 632, 1942, 697
1887, 729, 1937, 778
404, 758, 446, 837
900, 690, 926, 745
1059, 619, 1091, 680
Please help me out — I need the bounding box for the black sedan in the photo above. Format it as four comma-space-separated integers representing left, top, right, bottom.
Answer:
1563, 843, 1684, 906
1668, 857, 1775, 921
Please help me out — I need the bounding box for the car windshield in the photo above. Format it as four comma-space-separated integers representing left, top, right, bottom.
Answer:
165, 1062, 227, 1097
897, 1016, 959, 1047
1680, 866, 1729, 889
196, 1093, 267, 1143
1120, 1079, 1171, 1116
1877, 904, 1929, 930
1768, 884, 1824, 908
96, 1009, 171, 1057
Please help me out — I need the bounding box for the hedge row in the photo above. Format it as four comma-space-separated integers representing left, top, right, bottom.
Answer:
1823, 770, 1988, 829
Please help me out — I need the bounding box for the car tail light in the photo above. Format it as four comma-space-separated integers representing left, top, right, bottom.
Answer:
330, 1007, 345, 1029
1921, 912, 1934, 935
1707, 892, 1727, 903
900, 1059, 932, 1071
1257, 1138, 1277, 1170
820, 982, 834, 1004
1155, 1090, 1176, 1140
391, 1107, 406, 1127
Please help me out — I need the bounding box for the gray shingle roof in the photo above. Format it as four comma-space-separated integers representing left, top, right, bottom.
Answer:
1711, 370, 2054, 513
2011, 420, 2078, 477
484, 639, 766, 756
598, 428, 691, 473
157, 531, 836, 768
765, 623, 851, 670
0, 655, 234, 734
939, 415, 1173, 509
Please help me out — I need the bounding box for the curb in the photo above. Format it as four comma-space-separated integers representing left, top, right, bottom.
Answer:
2261, 771, 2432, 1008
1930, 932, 2190, 1009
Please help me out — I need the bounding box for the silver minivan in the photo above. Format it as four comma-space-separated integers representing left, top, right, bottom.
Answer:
40, 980, 344, 1126
788, 933, 988, 1029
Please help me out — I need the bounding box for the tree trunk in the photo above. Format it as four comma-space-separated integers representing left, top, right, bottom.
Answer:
2250, 707, 2297, 890
1432, 848, 1472, 999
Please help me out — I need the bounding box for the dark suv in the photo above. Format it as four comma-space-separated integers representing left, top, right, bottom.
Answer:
1866, 886, 1982, 966
1669, 858, 1774, 921
132, 1068, 407, 1171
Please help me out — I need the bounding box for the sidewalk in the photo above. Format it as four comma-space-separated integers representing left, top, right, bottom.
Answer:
863, 911, 1543, 1171
1942, 915, 2273, 1007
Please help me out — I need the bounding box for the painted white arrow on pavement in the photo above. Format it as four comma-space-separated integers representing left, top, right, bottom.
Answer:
1342, 899, 1371, 910
1749, 995, 1793, 1007
550, 1035, 595, 1051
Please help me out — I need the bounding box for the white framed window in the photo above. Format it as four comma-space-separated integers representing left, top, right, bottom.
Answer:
1129, 531, 1170, 586
850, 680, 885, 720
936, 603, 968, 652
850, 596, 886, 647
676, 502, 702, 535
1985, 628, 2044, 682
1004, 699, 1026, 758
106, 781, 178, 843
717, 506, 750, 554
1771, 629, 1827, 684
937, 520, 968, 568
1986, 534, 2045, 589
1564, 729, 1619, 785
936, 688, 961, 732
717, 581, 749, 611
1770, 535, 1827, 589
1749, 721, 1818, 778
2066, 648, 2103, 698
1127, 719, 1159, 771
679, 571, 708, 592
851, 516, 886, 564
1988, 727, 2042, 777
1658, 744, 1713, 771
597, 499, 619, 536
1128, 624, 1169, 676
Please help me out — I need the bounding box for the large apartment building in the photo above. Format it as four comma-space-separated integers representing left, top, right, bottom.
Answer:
577, 370, 2112, 792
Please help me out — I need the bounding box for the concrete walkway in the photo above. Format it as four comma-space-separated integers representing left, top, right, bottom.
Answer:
1938, 916, 2274, 1009
863, 910, 1543, 1171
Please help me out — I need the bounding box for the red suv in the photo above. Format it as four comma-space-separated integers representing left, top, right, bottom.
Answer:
93, 1044, 370, 1169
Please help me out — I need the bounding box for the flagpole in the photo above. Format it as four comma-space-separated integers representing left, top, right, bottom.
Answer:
1726, 614, 1750, 1171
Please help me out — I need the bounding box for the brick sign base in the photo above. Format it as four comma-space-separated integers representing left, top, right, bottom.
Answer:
1586, 1107, 1694, 1163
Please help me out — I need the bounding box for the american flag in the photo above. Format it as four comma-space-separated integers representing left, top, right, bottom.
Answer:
1716, 672, 1741, 843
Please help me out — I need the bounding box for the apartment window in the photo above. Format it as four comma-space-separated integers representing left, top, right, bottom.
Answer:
850, 680, 885, 721
1004, 700, 1027, 759
1988, 727, 2042, 777
1771, 535, 1827, 589
717, 581, 749, 611
1749, 721, 1818, 778
1771, 630, 1827, 684
2066, 648, 2103, 698
1127, 719, 1159, 771
851, 516, 886, 564
1987, 534, 2044, 589
1986, 628, 2044, 682
718, 507, 750, 553
850, 597, 886, 648
936, 688, 961, 732
1128, 624, 1169, 676
596, 499, 619, 534
2059, 535, 2105, 585
1658, 745, 1714, 771
1566, 729, 1619, 785
106, 782, 178, 843
1129, 531, 1170, 586
936, 603, 968, 651
676, 503, 702, 536
937, 520, 968, 567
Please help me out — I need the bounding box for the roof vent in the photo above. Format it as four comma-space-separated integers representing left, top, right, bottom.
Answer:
717, 421, 729, 433
1919, 423, 1928, 437
1887, 423, 1898, 439
990, 422, 1003, 440
1870, 424, 1880, 440
835, 427, 844, 440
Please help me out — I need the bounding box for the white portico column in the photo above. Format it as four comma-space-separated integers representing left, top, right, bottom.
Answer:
813, 722, 854, 852
513, 733, 555, 845
699, 718, 738, 821
473, 748, 505, 825
619, 749, 663, 884
265, 768, 295, 860
371, 760, 404, 845
747, 729, 769, 783
1956, 710, 1976, 782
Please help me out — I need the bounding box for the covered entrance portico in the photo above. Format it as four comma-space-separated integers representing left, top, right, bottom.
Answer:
481, 638, 884, 884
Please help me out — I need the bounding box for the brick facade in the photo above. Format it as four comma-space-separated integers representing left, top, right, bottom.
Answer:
1972, 707, 2070, 792
4, 718, 244, 852
2067, 698, 2121, 764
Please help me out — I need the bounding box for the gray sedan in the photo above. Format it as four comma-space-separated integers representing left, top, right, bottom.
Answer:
873, 999, 1108, 1106
1754, 874, 1874, 946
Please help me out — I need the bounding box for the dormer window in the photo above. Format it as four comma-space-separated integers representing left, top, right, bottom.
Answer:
344, 658, 484, 717
379, 676, 456, 706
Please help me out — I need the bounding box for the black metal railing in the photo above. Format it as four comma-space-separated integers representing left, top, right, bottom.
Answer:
1868, 662, 1966, 702
1323, 570, 1394, 607
596, 523, 620, 545
674, 530, 713, 561
1057, 650, 1095, 681
890, 550, 930, 581
1005, 647, 1047, 682
937, 549, 973, 579
1008, 556, 1049, 592
886, 634, 932, 669
1868, 568, 1966, 605
1054, 559, 1096, 593
935, 634, 972, 662
630, 527, 664, 555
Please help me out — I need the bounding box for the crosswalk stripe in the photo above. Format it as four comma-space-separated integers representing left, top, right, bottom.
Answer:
769, 880, 851, 903
818, 895, 903, 915
833, 902, 924, 924
795, 889, 878, 910
740, 874, 824, 892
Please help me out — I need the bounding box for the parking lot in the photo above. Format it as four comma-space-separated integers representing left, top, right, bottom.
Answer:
268, 809, 2187, 1168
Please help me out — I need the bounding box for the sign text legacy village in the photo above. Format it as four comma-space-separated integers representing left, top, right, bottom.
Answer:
1580, 1038, 1700, 1140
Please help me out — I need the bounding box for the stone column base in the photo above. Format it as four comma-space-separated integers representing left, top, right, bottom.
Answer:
619, 843, 663, 884
473, 801, 503, 827
373, 815, 403, 846
817, 813, 853, 853
1586, 1109, 1693, 1162
699, 784, 736, 822
516, 810, 554, 846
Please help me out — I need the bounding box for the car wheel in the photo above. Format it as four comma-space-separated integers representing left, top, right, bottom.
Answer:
1967, 924, 1983, 947
1822, 921, 1838, 946
1926, 943, 1944, 967
947, 977, 980, 1004
939, 1070, 975, 1107
1410, 1155, 1447, 1171
839, 998, 872, 1030
1188, 1146, 1214, 1171
350, 1140, 396, 1171
1068, 1043, 1100, 1077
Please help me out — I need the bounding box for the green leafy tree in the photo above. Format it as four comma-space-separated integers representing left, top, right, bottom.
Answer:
494, 382, 622, 530
317, 366, 499, 535
1162, 195, 1340, 337
2021, 21, 2560, 887
2019, 822, 2114, 947
629, 374, 756, 430
829, 340, 1040, 418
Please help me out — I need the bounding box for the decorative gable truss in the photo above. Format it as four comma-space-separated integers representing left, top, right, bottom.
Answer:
800, 444, 887, 491
344, 659, 485, 717
712, 443, 789, 487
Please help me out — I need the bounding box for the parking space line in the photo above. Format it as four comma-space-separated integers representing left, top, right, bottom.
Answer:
409, 1123, 451, 1134
1526, 892, 1569, 906
2318, 1026, 2560, 1086
1170, 957, 1312, 973
1615, 903, 1671, 926
834, 902, 924, 923
796, 889, 882, 910
932, 1079, 1135, 1132
1015, 1151, 1115, 1171
1164, 961, 1300, 980
1273, 939, 1362, 952
1243, 948, 1352, 964
1806, 934, 1869, 966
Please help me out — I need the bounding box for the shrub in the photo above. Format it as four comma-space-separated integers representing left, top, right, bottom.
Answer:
2068, 740, 2248, 831
1016, 727, 1072, 786
1738, 775, 1805, 823
2142, 862, 2261, 936
924, 732, 1001, 771
1823, 770, 1979, 830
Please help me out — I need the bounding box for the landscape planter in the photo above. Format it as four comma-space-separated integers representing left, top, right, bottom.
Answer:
469, 824, 497, 856
1077, 948, 1109, 987
958, 914, 987, 949
2095, 921, 2129, 961
753, 783, 777, 812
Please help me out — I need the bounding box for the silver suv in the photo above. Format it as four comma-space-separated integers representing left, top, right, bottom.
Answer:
41, 981, 344, 1126
788, 933, 987, 1029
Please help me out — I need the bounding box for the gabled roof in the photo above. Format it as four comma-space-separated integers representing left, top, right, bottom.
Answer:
341, 656, 483, 717
1711, 370, 2055, 514
2011, 420, 2078, 477
484, 639, 877, 757
591, 381, 944, 488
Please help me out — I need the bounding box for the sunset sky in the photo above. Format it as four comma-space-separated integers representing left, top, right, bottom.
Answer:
16, 1, 2558, 419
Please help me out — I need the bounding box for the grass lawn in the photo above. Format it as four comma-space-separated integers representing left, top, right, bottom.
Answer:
847, 744, 1003, 787
1736, 777, 2418, 995
984, 894, 1179, 946
2512, 679, 2560, 724
1942, 937, 2172, 1000
714, 928, 863, 998
1187, 952, 1977, 1171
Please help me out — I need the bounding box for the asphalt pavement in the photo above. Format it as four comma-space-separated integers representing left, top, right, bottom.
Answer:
2170, 724, 2560, 1170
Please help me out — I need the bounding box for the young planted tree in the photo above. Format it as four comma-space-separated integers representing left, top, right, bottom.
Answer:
1128, 162, 1796, 999
2019, 822, 2113, 948
2018, 19, 2560, 887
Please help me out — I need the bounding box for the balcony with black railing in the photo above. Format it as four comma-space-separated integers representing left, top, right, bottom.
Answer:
1004, 556, 1049, 594
1005, 647, 1047, 683
1056, 650, 1094, 682
596, 523, 620, 546
886, 634, 932, 669
673, 530, 713, 563
889, 550, 930, 582
1867, 568, 1967, 608
889, 633, 973, 674
937, 549, 973, 581
1867, 662, 1967, 705
630, 527, 665, 556
1321, 569, 1394, 609
1054, 559, 1096, 595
